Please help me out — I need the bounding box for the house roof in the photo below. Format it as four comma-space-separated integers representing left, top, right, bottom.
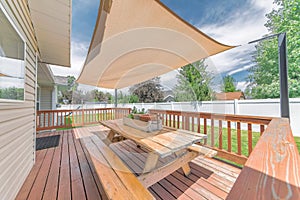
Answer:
215, 92, 245, 100
28, 0, 71, 67
77, 0, 235, 89
54, 75, 69, 86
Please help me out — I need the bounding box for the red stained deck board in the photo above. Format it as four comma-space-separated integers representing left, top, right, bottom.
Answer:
18, 127, 240, 200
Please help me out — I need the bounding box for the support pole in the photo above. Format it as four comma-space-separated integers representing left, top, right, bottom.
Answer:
249, 32, 290, 119
278, 33, 290, 119
114, 89, 117, 108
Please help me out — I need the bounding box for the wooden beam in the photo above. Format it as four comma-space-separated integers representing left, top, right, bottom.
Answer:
227, 118, 300, 199
138, 151, 198, 188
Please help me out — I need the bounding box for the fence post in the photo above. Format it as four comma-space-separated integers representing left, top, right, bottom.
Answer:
234, 99, 239, 115
82, 108, 85, 126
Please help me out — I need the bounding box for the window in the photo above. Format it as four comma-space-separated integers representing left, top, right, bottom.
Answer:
0, 6, 25, 101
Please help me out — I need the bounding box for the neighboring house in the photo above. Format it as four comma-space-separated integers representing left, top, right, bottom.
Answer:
37, 64, 58, 110
0, 1, 71, 200
163, 90, 175, 102
54, 75, 69, 91
54, 75, 69, 104
215, 92, 245, 100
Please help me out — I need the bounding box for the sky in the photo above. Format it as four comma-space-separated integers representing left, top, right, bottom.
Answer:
50, 0, 277, 92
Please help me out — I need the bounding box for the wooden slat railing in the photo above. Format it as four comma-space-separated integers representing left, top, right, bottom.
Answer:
227, 118, 300, 199
149, 109, 273, 165
36, 108, 131, 131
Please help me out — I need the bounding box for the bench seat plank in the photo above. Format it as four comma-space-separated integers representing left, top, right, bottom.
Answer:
76, 129, 154, 200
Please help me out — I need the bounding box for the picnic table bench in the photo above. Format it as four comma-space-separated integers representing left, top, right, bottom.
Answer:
76, 119, 217, 199
76, 129, 155, 200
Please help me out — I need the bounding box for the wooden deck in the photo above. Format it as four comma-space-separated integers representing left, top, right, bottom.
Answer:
16, 126, 241, 200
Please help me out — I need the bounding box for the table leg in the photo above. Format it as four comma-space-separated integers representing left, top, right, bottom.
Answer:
175, 151, 191, 176
103, 130, 116, 145
143, 152, 159, 173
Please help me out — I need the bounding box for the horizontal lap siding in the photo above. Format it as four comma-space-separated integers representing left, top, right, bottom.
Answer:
0, 0, 38, 199
40, 86, 53, 110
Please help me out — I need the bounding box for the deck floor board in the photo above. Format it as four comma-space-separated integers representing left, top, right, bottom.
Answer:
16, 126, 241, 200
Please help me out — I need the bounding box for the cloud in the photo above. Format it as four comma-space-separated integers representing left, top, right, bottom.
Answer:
228, 63, 255, 76
50, 40, 89, 78
198, 0, 276, 77
236, 81, 249, 91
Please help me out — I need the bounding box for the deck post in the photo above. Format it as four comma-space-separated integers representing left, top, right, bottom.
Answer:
248, 32, 290, 119
114, 89, 118, 108
278, 32, 290, 119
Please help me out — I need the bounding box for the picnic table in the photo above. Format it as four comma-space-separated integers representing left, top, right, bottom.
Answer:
100, 119, 216, 187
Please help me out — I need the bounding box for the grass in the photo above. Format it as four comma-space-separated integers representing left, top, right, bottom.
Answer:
192, 124, 300, 167
294, 136, 300, 153
205, 126, 261, 157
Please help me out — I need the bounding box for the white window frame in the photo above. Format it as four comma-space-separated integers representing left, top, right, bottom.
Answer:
0, 3, 26, 103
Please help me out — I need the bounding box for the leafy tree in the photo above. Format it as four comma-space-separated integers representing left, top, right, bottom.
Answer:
92, 89, 112, 103
175, 60, 213, 101
112, 91, 139, 104
247, 0, 300, 98
129, 77, 163, 103
0, 87, 24, 100
58, 76, 78, 104
222, 75, 238, 92
128, 94, 139, 103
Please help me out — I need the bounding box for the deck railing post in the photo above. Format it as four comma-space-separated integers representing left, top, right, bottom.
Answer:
278, 32, 290, 119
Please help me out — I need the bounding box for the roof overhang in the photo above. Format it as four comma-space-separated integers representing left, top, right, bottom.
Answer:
77, 0, 235, 89
28, 0, 71, 67
37, 63, 55, 86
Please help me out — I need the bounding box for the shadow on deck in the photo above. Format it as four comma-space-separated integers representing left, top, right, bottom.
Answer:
16, 126, 241, 200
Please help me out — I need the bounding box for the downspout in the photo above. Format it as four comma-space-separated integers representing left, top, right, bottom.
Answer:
34, 53, 38, 163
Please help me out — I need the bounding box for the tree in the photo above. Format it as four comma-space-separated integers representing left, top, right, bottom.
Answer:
129, 77, 163, 103
246, 0, 300, 98
175, 60, 213, 101
0, 87, 24, 100
57, 75, 78, 104
92, 89, 112, 103
222, 75, 238, 92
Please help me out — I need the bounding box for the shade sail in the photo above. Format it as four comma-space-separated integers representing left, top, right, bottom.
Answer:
28, 0, 71, 67
77, 0, 235, 89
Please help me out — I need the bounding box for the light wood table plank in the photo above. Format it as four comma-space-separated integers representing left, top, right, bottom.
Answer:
100, 119, 210, 187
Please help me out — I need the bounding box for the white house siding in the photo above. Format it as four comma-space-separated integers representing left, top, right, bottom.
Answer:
0, 1, 38, 199
40, 86, 53, 110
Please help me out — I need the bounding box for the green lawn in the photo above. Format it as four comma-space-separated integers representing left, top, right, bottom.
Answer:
200, 125, 260, 157
294, 136, 300, 153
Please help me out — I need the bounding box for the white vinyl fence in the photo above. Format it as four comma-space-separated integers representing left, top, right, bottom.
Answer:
60, 98, 300, 136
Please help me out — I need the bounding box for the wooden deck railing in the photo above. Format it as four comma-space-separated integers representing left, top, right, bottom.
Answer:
36, 108, 131, 131
227, 118, 300, 199
149, 109, 273, 165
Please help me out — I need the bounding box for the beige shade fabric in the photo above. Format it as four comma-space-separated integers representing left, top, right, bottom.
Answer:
28, 0, 71, 67
77, 0, 235, 89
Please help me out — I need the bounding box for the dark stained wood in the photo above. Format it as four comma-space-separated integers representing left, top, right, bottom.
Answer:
237, 122, 241, 155
57, 131, 71, 200
211, 119, 215, 147
149, 110, 273, 125
42, 132, 62, 200
247, 123, 252, 155
260, 124, 265, 136
15, 149, 47, 199
212, 148, 247, 166
27, 146, 55, 199
204, 118, 207, 135
36, 108, 131, 131
68, 130, 86, 200
227, 122, 231, 152
73, 132, 102, 200
149, 109, 274, 160
19, 127, 241, 200
218, 120, 223, 149
227, 118, 300, 200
